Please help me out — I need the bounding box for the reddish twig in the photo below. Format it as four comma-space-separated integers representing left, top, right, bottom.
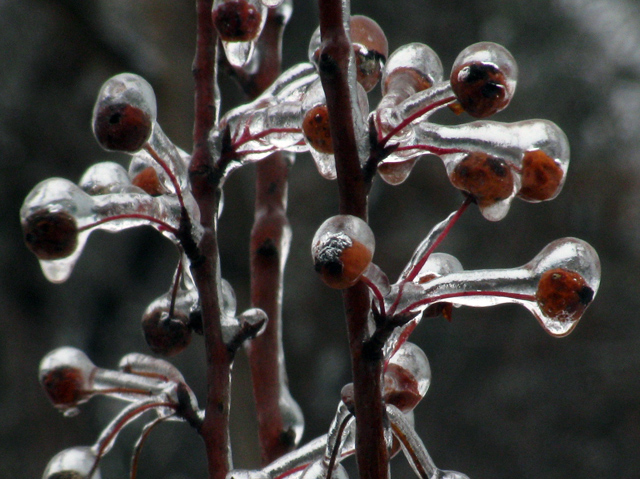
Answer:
189, 2, 232, 479
317, 3, 388, 479
227, 6, 301, 465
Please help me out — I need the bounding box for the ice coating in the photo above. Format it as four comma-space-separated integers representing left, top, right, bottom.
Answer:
300, 460, 349, 479
118, 353, 186, 383
382, 43, 444, 97
94, 73, 189, 191
302, 79, 336, 179
21, 177, 200, 282
408, 119, 569, 220
400, 210, 465, 281
387, 404, 471, 479
384, 342, 431, 412
391, 238, 599, 337
312, 215, 375, 289
42, 446, 101, 479
301, 80, 369, 179
450, 41, 517, 118
213, 0, 268, 66
92, 73, 157, 153
376, 82, 454, 152
39, 347, 96, 412
79, 162, 136, 195
278, 383, 305, 448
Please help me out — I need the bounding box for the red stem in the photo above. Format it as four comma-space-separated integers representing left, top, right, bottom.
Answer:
404, 197, 471, 283
232, 7, 299, 465
143, 144, 186, 210
397, 290, 536, 317
379, 96, 456, 148
317, 3, 388, 479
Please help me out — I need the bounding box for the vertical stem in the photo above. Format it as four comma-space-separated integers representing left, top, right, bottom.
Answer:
249, 153, 296, 464
222, 3, 299, 465
317, 2, 389, 479
190, 2, 232, 479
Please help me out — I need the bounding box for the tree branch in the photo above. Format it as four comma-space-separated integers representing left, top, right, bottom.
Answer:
189, 2, 232, 479
317, 2, 389, 479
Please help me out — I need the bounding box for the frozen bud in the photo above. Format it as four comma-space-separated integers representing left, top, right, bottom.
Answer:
212, 0, 264, 42
142, 308, 192, 357
92, 73, 157, 152
350, 15, 388, 92
528, 238, 600, 335
39, 347, 96, 412
43, 447, 100, 479
449, 152, 515, 208
131, 166, 167, 196
384, 342, 431, 412
238, 308, 268, 335
23, 209, 78, 261
450, 42, 517, 118
536, 268, 594, 325
382, 43, 444, 97
518, 149, 564, 202
302, 104, 333, 154
312, 215, 375, 289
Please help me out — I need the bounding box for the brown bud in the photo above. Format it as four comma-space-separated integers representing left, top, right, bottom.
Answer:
212, 0, 262, 42
536, 268, 594, 322
302, 105, 333, 154
93, 103, 152, 152
450, 152, 514, 208
132, 166, 166, 196
518, 149, 564, 201
142, 309, 192, 357
23, 210, 78, 260
450, 62, 510, 118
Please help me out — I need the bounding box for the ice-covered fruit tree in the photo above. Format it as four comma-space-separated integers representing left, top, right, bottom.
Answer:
22, 1, 601, 479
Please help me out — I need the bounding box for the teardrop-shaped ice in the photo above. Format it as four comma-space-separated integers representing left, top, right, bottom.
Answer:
43, 446, 101, 479
383, 342, 431, 412
39, 347, 96, 412
92, 73, 157, 153
213, 0, 268, 67
278, 384, 305, 448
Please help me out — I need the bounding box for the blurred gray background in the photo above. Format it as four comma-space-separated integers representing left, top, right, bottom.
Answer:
1, 0, 639, 477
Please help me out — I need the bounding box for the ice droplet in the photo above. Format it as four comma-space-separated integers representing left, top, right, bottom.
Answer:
214, 0, 268, 67
43, 446, 101, 479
